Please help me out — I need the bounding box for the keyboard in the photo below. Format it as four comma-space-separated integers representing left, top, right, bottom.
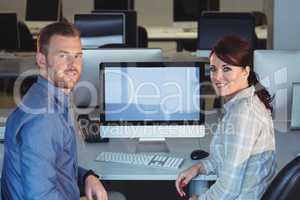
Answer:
96, 152, 184, 170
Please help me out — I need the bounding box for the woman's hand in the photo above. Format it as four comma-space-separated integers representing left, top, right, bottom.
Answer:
175, 163, 205, 197
189, 195, 199, 200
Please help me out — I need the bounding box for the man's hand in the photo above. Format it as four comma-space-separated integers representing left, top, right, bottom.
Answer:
84, 175, 108, 200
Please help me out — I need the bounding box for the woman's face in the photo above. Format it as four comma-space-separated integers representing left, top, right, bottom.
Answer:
209, 53, 250, 99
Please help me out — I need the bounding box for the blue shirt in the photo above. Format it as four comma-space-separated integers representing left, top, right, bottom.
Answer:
1, 76, 87, 200
200, 86, 276, 200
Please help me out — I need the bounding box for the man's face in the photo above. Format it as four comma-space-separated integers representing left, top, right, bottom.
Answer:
37, 35, 83, 93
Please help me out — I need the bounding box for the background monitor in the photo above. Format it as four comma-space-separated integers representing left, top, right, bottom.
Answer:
197, 12, 255, 51
74, 13, 125, 48
94, 0, 134, 10
99, 62, 205, 151
25, 0, 61, 21
92, 10, 137, 47
73, 48, 163, 108
254, 50, 300, 132
0, 12, 19, 51
291, 83, 300, 129
173, 0, 219, 29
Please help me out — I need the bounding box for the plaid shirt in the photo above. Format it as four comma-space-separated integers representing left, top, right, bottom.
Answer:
200, 86, 276, 200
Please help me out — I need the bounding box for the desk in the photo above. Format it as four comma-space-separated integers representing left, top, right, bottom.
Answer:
0, 53, 36, 76
77, 137, 216, 195
0, 107, 216, 196
146, 25, 268, 51
1, 105, 300, 197
0, 54, 36, 95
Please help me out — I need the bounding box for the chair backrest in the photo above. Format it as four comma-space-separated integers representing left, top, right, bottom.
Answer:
18, 21, 35, 51
262, 156, 300, 200
197, 12, 256, 51
254, 50, 300, 132
137, 26, 148, 48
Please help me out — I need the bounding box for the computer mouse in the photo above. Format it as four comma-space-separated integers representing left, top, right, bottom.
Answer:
190, 149, 209, 160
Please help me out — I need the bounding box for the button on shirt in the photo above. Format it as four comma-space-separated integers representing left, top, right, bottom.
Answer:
1, 76, 87, 200
200, 86, 276, 200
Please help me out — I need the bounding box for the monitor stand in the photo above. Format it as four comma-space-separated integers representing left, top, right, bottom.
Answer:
135, 138, 170, 153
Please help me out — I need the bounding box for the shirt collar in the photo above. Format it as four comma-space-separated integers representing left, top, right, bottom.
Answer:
223, 86, 255, 112
37, 75, 70, 108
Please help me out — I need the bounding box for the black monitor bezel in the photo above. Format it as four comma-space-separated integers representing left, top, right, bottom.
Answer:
94, 0, 134, 11
74, 13, 126, 48
92, 10, 137, 47
197, 12, 256, 50
0, 12, 20, 51
99, 61, 206, 126
25, 0, 61, 21
173, 0, 219, 22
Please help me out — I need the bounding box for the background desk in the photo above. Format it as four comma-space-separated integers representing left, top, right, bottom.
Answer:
146, 25, 267, 51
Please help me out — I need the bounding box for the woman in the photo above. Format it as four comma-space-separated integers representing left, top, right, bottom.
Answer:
175, 35, 276, 200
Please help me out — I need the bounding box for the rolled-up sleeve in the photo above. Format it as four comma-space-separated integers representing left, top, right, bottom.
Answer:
200, 101, 261, 200
19, 115, 65, 200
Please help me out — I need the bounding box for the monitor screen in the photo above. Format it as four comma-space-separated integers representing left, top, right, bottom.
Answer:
25, 0, 61, 21
94, 0, 134, 10
100, 62, 205, 124
197, 13, 255, 50
174, 0, 209, 22
92, 10, 137, 47
74, 13, 125, 48
0, 12, 19, 51
73, 48, 162, 108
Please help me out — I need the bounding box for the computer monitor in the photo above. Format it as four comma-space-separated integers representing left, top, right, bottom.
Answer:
99, 62, 205, 152
173, 0, 219, 30
197, 12, 255, 52
73, 48, 163, 108
92, 10, 137, 47
26, 0, 61, 21
94, 0, 134, 10
0, 12, 19, 51
254, 50, 300, 132
291, 83, 300, 129
25, 0, 62, 33
74, 13, 125, 48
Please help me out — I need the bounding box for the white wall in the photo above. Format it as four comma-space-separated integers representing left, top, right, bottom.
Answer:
273, 0, 300, 49
220, 0, 263, 12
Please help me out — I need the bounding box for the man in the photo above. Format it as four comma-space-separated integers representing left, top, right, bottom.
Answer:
1, 22, 125, 200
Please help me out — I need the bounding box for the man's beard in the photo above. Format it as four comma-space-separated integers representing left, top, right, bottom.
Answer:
52, 68, 80, 90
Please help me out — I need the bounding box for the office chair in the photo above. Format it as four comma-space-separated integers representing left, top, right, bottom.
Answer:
251, 11, 267, 49
252, 11, 267, 26
137, 26, 148, 48
262, 156, 300, 200
18, 21, 35, 51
